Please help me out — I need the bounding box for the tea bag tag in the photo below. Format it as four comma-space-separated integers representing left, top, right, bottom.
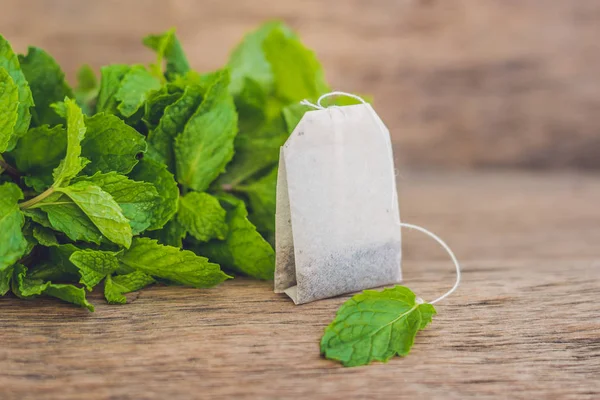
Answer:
275, 94, 402, 304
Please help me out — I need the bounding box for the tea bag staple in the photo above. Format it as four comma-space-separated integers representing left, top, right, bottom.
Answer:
275, 93, 403, 304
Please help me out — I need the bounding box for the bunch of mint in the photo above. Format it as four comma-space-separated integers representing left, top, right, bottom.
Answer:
0, 22, 358, 310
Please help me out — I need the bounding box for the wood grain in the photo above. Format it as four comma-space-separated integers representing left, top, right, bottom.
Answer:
1, 0, 600, 168
1, 171, 599, 399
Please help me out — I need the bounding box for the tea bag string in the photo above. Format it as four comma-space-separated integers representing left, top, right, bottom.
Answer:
300, 91, 461, 305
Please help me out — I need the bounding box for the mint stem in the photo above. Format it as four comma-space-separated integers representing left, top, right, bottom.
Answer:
19, 187, 55, 209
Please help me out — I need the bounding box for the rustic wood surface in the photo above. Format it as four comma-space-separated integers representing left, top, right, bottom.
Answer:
1, 171, 599, 400
1, 0, 600, 168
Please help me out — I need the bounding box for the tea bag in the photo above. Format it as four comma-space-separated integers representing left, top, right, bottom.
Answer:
275, 96, 402, 304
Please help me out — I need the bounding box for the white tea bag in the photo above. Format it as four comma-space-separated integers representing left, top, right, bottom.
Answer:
275, 101, 402, 304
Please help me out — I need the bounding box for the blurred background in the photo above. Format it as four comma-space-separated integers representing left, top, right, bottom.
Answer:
1, 0, 599, 170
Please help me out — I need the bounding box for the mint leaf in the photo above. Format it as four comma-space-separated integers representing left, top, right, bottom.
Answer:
147, 84, 203, 169
81, 113, 146, 175
0, 263, 14, 295
263, 28, 328, 103
96, 64, 131, 114
52, 98, 87, 187
10, 125, 66, 191
194, 195, 274, 280
177, 192, 227, 242
19, 47, 74, 127
128, 159, 178, 231
0, 34, 33, 150
0, 68, 19, 153
236, 166, 277, 235
75, 172, 160, 234
54, 182, 132, 248
320, 286, 435, 367
118, 237, 230, 288
0, 183, 27, 272
104, 271, 155, 304
175, 70, 238, 192
143, 89, 182, 129
12, 264, 94, 311
143, 29, 190, 78
70, 249, 120, 290
32, 224, 59, 246
145, 218, 186, 247
74, 64, 98, 115
115, 65, 161, 118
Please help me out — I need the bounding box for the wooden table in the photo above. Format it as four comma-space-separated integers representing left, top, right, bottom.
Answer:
1, 171, 599, 399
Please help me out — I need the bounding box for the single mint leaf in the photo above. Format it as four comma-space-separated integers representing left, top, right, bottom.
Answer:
55, 182, 132, 248
69, 249, 120, 290
40, 192, 104, 245
118, 237, 230, 288
0, 34, 33, 150
32, 224, 59, 246
75, 172, 160, 234
96, 64, 131, 114
145, 217, 186, 247
0, 68, 19, 153
143, 88, 182, 130
0, 263, 14, 295
227, 21, 295, 95
418, 303, 437, 330
237, 167, 277, 235
115, 65, 161, 118
74, 65, 98, 115
263, 28, 329, 103
81, 113, 147, 175
320, 286, 435, 367
194, 195, 274, 280
19, 47, 74, 127
175, 69, 238, 192
12, 264, 94, 311
128, 159, 178, 231
104, 271, 155, 304
52, 98, 87, 187
177, 192, 227, 242
143, 29, 190, 78
147, 84, 203, 170
0, 183, 27, 272
10, 125, 66, 191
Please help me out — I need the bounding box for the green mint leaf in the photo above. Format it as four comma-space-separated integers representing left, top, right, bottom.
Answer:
0, 263, 14, 295
52, 98, 87, 187
0, 34, 33, 150
263, 28, 329, 103
12, 264, 94, 311
0, 68, 19, 153
104, 271, 155, 304
118, 237, 230, 288
0, 183, 27, 272
32, 224, 59, 246
418, 303, 437, 330
147, 84, 203, 170
320, 286, 435, 367
75, 172, 160, 234
175, 69, 238, 192
69, 249, 120, 290
96, 64, 131, 114
10, 125, 66, 191
143, 29, 190, 78
236, 166, 277, 236
115, 65, 161, 118
194, 195, 274, 280
54, 182, 132, 248
128, 159, 178, 231
19, 47, 74, 127
177, 192, 228, 242
145, 218, 186, 247
40, 193, 104, 245
143, 88, 182, 130
227, 21, 294, 95
74, 65, 98, 115
81, 113, 147, 175
234, 77, 267, 132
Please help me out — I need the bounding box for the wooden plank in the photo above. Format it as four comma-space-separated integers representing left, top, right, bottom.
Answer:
1, 0, 600, 168
1, 171, 599, 399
